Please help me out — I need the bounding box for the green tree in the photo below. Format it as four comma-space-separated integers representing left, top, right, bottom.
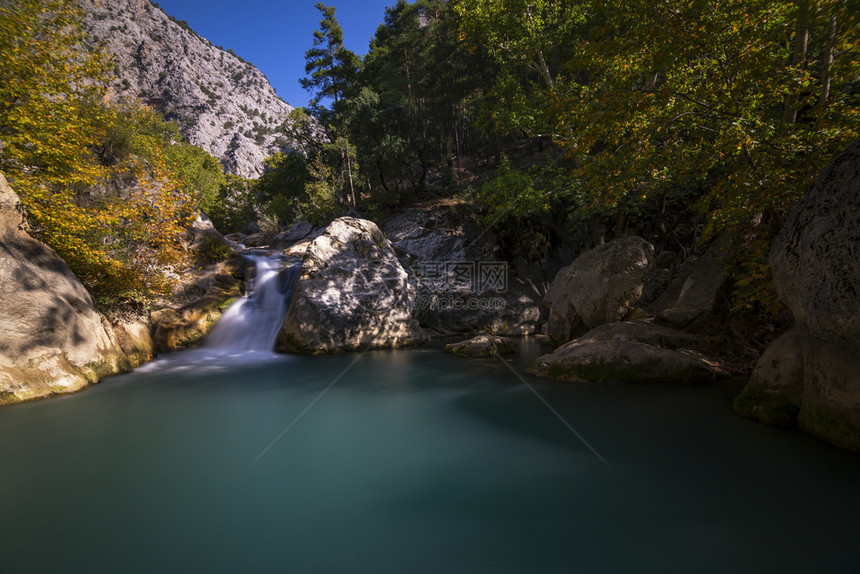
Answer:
299, 2, 361, 114
455, 0, 860, 312
0, 0, 200, 300
346, 0, 493, 200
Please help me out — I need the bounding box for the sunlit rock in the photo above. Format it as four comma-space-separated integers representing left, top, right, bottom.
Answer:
109, 315, 156, 369
0, 174, 130, 404
278, 217, 425, 352
150, 258, 244, 352
80, 0, 300, 178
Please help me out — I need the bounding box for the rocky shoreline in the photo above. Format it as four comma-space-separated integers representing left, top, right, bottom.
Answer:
0, 139, 857, 452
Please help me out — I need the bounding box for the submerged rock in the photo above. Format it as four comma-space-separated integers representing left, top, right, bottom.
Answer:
278, 217, 425, 352
443, 335, 518, 358
528, 320, 725, 383
543, 237, 655, 345
735, 138, 860, 451
0, 174, 131, 404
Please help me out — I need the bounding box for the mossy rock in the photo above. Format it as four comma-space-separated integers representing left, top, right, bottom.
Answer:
799, 404, 860, 454
733, 387, 800, 428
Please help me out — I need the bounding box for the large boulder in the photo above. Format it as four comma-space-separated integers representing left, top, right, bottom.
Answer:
543, 237, 655, 345
735, 139, 860, 451
646, 239, 727, 328
0, 174, 131, 404
528, 320, 725, 383
278, 217, 425, 353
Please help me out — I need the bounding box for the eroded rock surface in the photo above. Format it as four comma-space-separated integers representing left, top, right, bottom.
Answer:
151, 258, 244, 352
0, 174, 131, 404
735, 138, 860, 451
278, 217, 425, 352
543, 237, 655, 345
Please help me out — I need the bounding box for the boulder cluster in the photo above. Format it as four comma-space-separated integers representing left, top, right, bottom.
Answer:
2, 138, 857, 453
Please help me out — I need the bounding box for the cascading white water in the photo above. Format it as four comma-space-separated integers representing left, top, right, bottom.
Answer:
205, 253, 301, 352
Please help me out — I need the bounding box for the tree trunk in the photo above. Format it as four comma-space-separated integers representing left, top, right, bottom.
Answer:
345, 150, 356, 206
644, 72, 658, 92
783, 0, 810, 125
535, 47, 554, 90
818, 15, 838, 112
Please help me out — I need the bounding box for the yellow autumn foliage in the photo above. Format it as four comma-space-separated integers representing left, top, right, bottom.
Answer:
0, 0, 203, 302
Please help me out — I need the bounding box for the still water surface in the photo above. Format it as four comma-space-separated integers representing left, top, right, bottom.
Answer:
1, 339, 859, 573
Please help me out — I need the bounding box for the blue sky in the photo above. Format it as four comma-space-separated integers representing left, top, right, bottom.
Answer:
153, 0, 396, 108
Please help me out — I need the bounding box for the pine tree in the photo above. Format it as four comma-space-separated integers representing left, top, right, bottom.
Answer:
299, 2, 360, 111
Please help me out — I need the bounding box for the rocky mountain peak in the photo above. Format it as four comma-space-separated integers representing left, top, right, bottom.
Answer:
80, 0, 298, 178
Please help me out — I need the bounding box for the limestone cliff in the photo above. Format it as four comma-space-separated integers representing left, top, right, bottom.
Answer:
80, 0, 297, 178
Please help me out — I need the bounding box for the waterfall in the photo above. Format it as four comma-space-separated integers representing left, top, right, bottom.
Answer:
205, 253, 301, 352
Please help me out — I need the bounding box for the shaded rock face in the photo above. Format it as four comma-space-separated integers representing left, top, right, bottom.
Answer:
414, 277, 543, 336
272, 222, 324, 252
528, 320, 725, 384
646, 239, 727, 328
734, 327, 804, 428
385, 207, 543, 336
736, 138, 860, 451
543, 237, 655, 345
80, 0, 298, 178
385, 208, 475, 262
0, 174, 130, 404
443, 335, 518, 358
278, 217, 425, 353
